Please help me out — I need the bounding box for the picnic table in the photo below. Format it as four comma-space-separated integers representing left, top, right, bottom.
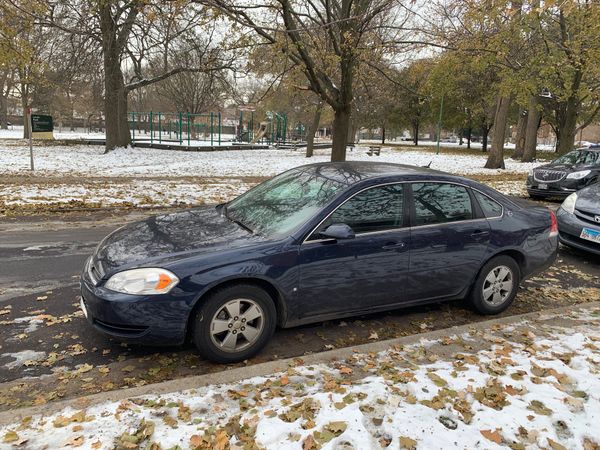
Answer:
367, 145, 381, 156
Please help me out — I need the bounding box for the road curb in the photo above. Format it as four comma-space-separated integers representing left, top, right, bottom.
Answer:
1, 300, 599, 426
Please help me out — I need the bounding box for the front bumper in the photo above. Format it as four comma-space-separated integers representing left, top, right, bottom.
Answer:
556, 208, 600, 256
526, 176, 583, 199
80, 275, 192, 346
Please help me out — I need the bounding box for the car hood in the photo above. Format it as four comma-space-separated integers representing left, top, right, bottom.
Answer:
539, 162, 595, 172
93, 206, 266, 276
576, 183, 600, 213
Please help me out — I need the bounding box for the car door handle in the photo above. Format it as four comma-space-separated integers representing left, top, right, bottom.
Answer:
382, 242, 406, 250
471, 230, 490, 239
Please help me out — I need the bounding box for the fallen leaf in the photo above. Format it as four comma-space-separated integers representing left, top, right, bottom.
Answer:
399, 436, 417, 449
3, 431, 19, 443
427, 372, 448, 387
65, 436, 84, 447
480, 429, 503, 444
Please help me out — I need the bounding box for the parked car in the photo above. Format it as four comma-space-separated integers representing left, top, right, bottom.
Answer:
526, 145, 600, 199
557, 183, 600, 255
80, 162, 558, 363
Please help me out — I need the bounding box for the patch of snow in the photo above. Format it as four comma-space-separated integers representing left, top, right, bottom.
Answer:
12, 316, 44, 334
1, 350, 46, 369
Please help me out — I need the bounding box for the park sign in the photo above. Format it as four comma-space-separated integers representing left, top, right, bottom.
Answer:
31, 114, 54, 140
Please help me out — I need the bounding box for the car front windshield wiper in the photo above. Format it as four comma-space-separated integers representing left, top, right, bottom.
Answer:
222, 204, 254, 234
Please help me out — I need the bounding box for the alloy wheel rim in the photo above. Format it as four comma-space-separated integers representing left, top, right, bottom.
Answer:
209, 299, 264, 353
482, 265, 513, 306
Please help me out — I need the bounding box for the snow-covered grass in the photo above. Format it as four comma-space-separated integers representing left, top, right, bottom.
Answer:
0, 127, 239, 145
2, 309, 598, 449
0, 180, 253, 207
0, 143, 543, 177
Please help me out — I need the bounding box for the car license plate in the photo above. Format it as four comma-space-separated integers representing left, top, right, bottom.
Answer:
538, 183, 548, 190
80, 297, 88, 319
580, 227, 600, 244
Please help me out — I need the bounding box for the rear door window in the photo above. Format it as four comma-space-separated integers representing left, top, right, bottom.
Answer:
412, 183, 474, 226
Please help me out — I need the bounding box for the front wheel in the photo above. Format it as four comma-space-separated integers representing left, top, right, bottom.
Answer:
191, 284, 276, 363
468, 256, 520, 315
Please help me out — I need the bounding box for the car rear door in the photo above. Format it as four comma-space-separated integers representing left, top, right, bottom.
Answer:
406, 182, 491, 301
295, 183, 410, 319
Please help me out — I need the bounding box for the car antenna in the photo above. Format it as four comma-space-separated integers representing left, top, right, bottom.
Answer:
422, 161, 432, 168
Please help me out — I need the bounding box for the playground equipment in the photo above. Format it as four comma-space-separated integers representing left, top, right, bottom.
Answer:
252, 122, 269, 144
128, 111, 223, 146
248, 111, 288, 145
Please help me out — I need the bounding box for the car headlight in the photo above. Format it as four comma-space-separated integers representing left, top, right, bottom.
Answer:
528, 169, 534, 177
566, 170, 591, 180
560, 192, 577, 214
105, 268, 179, 295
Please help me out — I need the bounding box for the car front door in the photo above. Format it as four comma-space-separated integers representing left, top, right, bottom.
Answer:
295, 183, 410, 320
407, 182, 491, 301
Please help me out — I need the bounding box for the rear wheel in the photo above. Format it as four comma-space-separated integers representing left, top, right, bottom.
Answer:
191, 284, 276, 363
468, 256, 520, 315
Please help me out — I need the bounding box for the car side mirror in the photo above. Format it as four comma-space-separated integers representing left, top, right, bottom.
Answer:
320, 223, 355, 240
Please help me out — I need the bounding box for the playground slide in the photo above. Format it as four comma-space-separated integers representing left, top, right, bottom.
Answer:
252, 126, 268, 144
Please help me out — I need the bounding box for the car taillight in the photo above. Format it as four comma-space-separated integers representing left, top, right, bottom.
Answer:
549, 209, 558, 237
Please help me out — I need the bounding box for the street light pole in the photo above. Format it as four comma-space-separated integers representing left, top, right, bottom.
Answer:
436, 94, 444, 155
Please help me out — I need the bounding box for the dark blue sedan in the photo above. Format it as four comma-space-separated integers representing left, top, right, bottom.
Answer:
81, 162, 558, 362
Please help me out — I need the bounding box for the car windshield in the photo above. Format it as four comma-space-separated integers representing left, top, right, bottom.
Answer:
225, 167, 346, 237
552, 150, 600, 166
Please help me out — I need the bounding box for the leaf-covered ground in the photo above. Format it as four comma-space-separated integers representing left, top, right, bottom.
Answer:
2, 305, 599, 449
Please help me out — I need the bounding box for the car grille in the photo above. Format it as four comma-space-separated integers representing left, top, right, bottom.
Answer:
574, 208, 600, 226
533, 169, 566, 183
87, 259, 103, 285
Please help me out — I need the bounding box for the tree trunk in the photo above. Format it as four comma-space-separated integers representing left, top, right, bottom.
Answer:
467, 125, 472, 149
0, 94, 7, 130
522, 96, 542, 162
485, 96, 511, 169
482, 125, 489, 152
100, 4, 131, 152
513, 109, 528, 159
412, 121, 419, 146
381, 127, 385, 144
306, 102, 323, 158
0, 71, 11, 130
331, 107, 350, 162
555, 96, 579, 155
190, 116, 197, 140
103, 69, 131, 152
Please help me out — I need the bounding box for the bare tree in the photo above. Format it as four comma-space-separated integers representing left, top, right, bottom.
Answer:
7, 0, 236, 151
200, 0, 419, 161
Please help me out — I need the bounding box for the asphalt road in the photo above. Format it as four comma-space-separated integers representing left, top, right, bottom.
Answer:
0, 207, 599, 410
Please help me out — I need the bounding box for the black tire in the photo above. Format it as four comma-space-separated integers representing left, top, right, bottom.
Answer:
191, 284, 276, 363
468, 255, 520, 315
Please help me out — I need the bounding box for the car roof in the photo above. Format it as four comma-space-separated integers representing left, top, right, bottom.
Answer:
292, 161, 449, 186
